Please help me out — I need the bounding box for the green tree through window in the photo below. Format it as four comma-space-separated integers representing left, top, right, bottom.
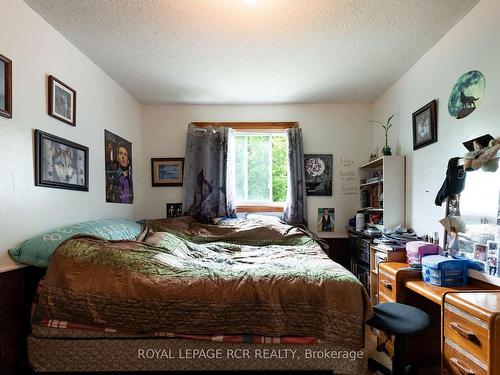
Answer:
235, 133, 288, 203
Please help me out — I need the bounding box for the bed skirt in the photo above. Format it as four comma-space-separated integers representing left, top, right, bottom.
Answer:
28, 335, 367, 373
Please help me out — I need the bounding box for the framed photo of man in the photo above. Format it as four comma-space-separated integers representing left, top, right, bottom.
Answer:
0, 53, 12, 119
105, 130, 133, 203
48, 75, 76, 126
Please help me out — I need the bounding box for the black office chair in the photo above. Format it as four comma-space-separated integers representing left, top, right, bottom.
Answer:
366, 302, 430, 375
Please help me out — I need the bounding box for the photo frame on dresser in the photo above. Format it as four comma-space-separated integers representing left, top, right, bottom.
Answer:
48, 75, 76, 126
0, 53, 12, 119
412, 100, 437, 150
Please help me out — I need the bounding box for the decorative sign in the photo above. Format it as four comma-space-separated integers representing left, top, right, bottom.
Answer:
339, 157, 357, 195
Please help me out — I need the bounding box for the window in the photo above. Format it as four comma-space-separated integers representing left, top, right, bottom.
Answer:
190, 122, 297, 212
234, 132, 288, 205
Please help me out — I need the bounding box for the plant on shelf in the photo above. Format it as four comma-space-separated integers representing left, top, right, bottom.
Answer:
370, 114, 395, 156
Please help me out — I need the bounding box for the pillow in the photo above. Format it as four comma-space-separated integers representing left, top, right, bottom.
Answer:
8, 218, 142, 268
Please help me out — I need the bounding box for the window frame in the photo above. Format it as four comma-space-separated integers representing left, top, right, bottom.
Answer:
190, 122, 298, 212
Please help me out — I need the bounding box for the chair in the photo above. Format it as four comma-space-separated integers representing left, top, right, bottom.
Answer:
366, 302, 430, 375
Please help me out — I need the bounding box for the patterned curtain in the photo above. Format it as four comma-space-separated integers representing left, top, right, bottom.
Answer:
182, 124, 236, 223
282, 128, 308, 225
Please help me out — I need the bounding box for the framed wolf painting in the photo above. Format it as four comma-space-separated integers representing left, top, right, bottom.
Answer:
34, 130, 89, 191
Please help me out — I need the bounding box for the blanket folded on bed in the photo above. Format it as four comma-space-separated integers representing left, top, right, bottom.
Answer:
34, 216, 372, 347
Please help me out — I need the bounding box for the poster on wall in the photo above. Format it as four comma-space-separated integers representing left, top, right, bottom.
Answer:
105, 130, 133, 203
304, 154, 333, 196
317, 208, 335, 232
448, 70, 485, 119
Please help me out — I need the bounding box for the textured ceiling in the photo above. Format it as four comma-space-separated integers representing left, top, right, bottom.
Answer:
24, 0, 478, 104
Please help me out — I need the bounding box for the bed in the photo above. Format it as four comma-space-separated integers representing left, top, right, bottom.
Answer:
27, 216, 372, 373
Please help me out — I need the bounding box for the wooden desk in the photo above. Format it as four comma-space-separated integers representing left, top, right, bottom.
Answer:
377, 262, 500, 373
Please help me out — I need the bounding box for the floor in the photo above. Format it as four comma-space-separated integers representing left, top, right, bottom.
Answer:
365, 327, 392, 374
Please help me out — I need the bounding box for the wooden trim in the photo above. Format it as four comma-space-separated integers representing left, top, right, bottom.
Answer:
190, 122, 298, 130
0, 54, 12, 119
236, 204, 284, 213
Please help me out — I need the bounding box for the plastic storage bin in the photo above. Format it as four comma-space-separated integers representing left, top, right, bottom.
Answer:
406, 241, 440, 265
421, 255, 468, 286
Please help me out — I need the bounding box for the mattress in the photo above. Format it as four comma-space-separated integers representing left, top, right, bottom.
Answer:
28, 334, 367, 373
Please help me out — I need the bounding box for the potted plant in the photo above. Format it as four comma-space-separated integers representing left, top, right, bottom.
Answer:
370, 114, 395, 156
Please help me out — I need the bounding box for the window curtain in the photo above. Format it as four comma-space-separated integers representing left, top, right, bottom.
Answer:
182, 124, 236, 223
282, 127, 308, 225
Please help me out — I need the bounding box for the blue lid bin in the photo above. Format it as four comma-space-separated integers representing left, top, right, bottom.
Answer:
421, 255, 468, 286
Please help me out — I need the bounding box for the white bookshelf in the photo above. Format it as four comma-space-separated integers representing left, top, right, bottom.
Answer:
358, 155, 405, 229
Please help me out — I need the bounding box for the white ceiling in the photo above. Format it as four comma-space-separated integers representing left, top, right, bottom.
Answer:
24, 0, 478, 104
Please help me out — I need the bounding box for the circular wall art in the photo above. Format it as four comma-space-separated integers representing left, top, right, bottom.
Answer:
448, 70, 485, 119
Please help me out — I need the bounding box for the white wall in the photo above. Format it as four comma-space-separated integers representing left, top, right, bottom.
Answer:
0, 0, 142, 271
141, 103, 373, 237
372, 0, 498, 238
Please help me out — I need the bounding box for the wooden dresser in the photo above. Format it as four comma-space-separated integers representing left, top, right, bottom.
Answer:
443, 292, 500, 375
375, 262, 500, 372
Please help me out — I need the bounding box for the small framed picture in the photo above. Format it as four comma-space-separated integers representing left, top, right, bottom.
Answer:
317, 208, 335, 232
151, 158, 184, 186
473, 243, 487, 262
35, 129, 89, 191
166, 203, 183, 218
412, 100, 437, 150
48, 75, 76, 126
486, 241, 499, 276
0, 53, 12, 119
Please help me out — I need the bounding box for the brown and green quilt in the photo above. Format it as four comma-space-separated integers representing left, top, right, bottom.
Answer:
34, 216, 373, 347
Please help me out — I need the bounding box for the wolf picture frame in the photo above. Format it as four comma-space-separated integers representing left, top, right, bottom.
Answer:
35, 129, 89, 191
0, 53, 12, 119
412, 99, 437, 150
48, 75, 76, 126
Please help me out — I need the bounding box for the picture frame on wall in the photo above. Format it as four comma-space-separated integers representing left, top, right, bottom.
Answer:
412, 99, 437, 150
48, 75, 76, 126
151, 158, 184, 186
35, 129, 89, 191
166, 203, 183, 218
304, 154, 333, 196
0, 53, 12, 119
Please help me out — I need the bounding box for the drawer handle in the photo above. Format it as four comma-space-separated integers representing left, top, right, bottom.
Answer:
380, 280, 393, 290
450, 322, 477, 341
450, 357, 475, 375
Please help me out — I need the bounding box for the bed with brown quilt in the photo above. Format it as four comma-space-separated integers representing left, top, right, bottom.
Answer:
28, 216, 372, 373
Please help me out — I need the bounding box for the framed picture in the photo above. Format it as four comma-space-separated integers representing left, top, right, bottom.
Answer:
412, 100, 437, 150
317, 208, 335, 232
474, 243, 487, 262
166, 203, 183, 218
304, 154, 333, 196
48, 75, 76, 126
486, 241, 499, 277
105, 130, 133, 203
151, 158, 184, 186
35, 129, 88, 191
0, 54, 12, 119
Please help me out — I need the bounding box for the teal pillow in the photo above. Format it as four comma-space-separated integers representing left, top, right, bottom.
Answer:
8, 218, 142, 268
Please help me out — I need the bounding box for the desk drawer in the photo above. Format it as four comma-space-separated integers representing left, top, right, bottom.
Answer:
444, 337, 487, 375
444, 303, 489, 364
378, 268, 396, 301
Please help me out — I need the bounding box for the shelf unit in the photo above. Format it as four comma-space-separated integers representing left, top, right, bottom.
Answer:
358, 155, 405, 230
